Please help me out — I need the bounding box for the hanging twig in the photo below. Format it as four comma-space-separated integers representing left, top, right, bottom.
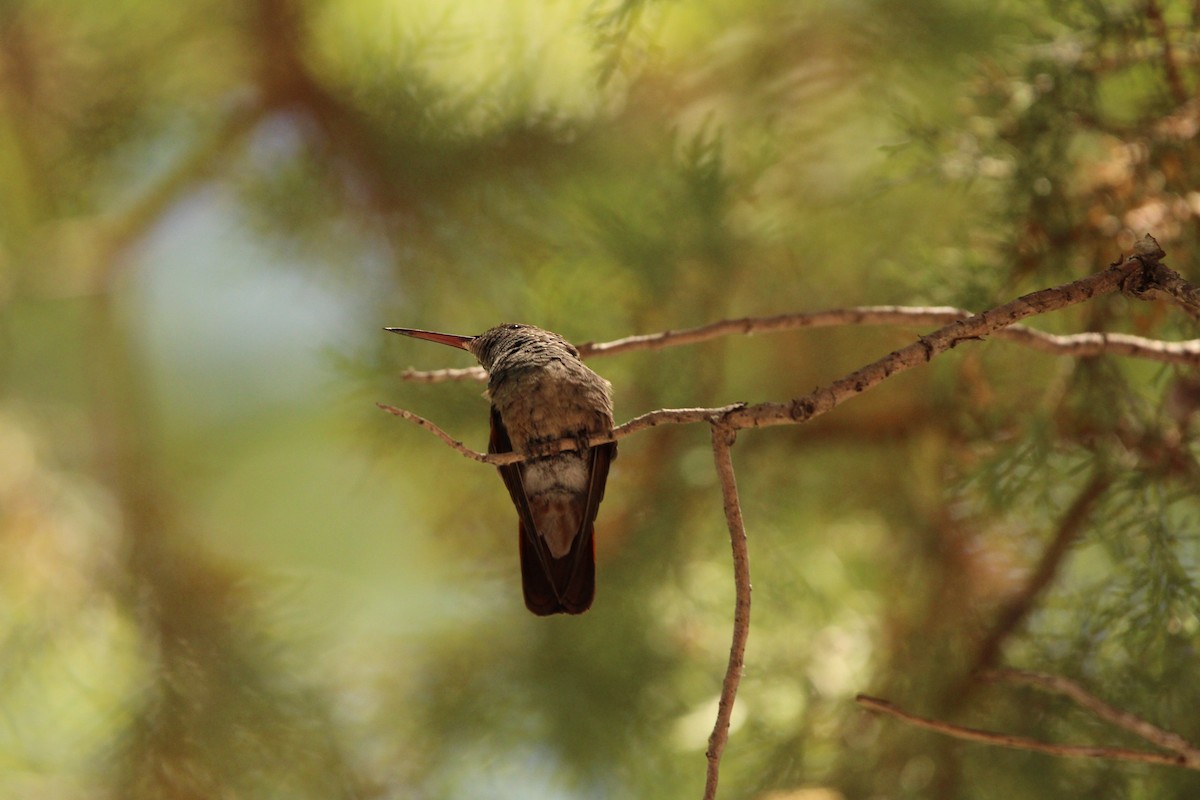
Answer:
704, 425, 752, 800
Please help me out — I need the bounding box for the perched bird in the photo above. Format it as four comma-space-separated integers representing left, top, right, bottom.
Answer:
387, 323, 616, 615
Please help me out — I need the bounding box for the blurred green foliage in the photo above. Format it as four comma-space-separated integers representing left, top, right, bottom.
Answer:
2, 0, 1200, 798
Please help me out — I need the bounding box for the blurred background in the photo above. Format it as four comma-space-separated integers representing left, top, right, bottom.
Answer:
3, 0, 1200, 797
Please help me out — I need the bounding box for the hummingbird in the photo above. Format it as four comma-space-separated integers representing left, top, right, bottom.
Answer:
387, 323, 617, 615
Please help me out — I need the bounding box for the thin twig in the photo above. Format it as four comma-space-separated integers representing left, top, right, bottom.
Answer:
997, 328, 1200, 363
400, 364, 487, 383
377, 402, 745, 464
855, 695, 1194, 769
399, 257, 1200, 386
376, 404, 495, 464
614, 405, 745, 441
705, 425, 751, 800
578, 307, 1200, 365
399, 311, 1200, 383
983, 669, 1200, 767
583, 308, 966, 357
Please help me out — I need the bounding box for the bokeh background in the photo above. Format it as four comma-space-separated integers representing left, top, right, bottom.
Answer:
3, 0, 1200, 798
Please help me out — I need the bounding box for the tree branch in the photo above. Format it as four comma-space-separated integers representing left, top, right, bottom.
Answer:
400, 365, 488, 384
385, 240, 1192, 457
578, 308, 1200, 366
855, 694, 1195, 770
704, 425, 752, 800
994, 328, 1200, 364
376, 402, 748, 464
401, 320, 1200, 384
724, 239, 1165, 431
398, 243, 1198, 385
376, 403, 497, 463
983, 669, 1200, 766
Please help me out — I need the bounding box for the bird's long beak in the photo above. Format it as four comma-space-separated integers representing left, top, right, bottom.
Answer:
385, 327, 475, 351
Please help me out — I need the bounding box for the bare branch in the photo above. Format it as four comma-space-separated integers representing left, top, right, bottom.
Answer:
386, 244, 1194, 455
705, 425, 751, 800
996, 328, 1200, 364
613, 404, 745, 440
376, 404, 496, 464
398, 246, 1199, 385
377, 402, 747, 464
581, 307, 967, 357
400, 365, 487, 384
861, 650, 1200, 773
399, 310, 1200, 383
725, 248, 1154, 431
984, 669, 1200, 766
580, 307, 1200, 367
855, 695, 1194, 770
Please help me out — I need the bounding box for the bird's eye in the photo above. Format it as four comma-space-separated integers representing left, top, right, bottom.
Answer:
507, 323, 522, 330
